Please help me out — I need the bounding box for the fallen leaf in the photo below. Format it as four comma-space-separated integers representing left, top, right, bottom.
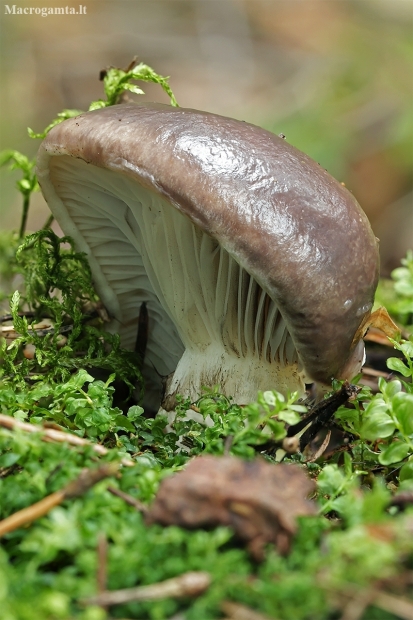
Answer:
146, 456, 316, 560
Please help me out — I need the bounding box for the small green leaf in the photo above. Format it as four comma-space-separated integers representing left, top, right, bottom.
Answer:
360, 411, 396, 441
343, 451, 352, 477
105, 373, 116, 387
30, 383, 53, 400
123, 83, 145, 95
266, 419, 287, 440
0, 452, 21, 467
13, 410, 29, 421
127, 405, 144, 421
262, 391, 276, 406
381, 380, 402, 399
364, 396, 388, 415
361, 480, 391, 523
65, 398, 88, 416
0, 149, 16, 165
335, 406, 361, 433
278, 409, 301, 425
317, 464, 345, 496
18, 178, 31, 192
28, 109, 83, 139
392, 392, 413, 435
378, 441, 410, 465
289, 404, 308, 413
400, 461, 413, 482
88, 100, 106, 111
10, 290, 20, 315
69, 369, 94, 389
114, 415, 135, 432
399, 341, 413, 359
387, 358, 411, 377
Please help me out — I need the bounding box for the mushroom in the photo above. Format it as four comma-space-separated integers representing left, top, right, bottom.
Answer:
36, 103, 380, 411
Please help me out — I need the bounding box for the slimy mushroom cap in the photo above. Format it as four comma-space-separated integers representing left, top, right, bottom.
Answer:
36, 103, 379, 408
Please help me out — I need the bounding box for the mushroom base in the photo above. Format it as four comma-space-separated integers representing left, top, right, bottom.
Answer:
161, 343, 307, 410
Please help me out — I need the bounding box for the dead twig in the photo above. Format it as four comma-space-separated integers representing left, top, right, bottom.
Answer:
97, 532, 108, 611
0, 414, 134, 467
134, 301, 148, 370
287, 382, 360, 452
373, 591, 413, 620
80, 571, 211, 607
97, 532, 108, 593
333, 583, 413, 620
2, 324, 73, 340
107, 485, 147, 514
305, 429, 332, 463
339, 587, 374, 620
361, 366, 392, 378
0, 463, 118, 537
224, 434, 234, 456
221, 600, 277, 620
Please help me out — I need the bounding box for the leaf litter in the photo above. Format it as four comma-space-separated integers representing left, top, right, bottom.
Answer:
146, 455, 316, 560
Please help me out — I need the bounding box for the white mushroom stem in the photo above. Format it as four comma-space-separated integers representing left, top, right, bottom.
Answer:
163, 344, 306, 408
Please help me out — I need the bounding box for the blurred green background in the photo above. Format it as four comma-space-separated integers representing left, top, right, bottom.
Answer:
0, 0, 412, 275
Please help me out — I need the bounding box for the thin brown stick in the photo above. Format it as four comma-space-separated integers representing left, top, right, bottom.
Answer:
306, 429, 332, 463
339, 587, 373, 620
97, 532, 108, 604
107, 485, 147, 514
0, 414, 134, 467
374, 591, 413, 620
224, 435, 234, 456
0, 322, 73, 340
0, 490, 65, 537
80, 571, 211, 607
361, 367, 391, 378
42, 213, 55, 229
333, 584, 413, 620
0, 463, 118, 537
221, 600, 277, 620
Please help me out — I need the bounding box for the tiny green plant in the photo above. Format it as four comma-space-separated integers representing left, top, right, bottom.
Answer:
0, 60, 177, 246
90, 61, 179, 110
1, 60, 178, 398
28, 62, 178, 140
0, 150, 38, 239
375, 250, 413, 331
0, 230, 143, 395
334, 343, 413, 452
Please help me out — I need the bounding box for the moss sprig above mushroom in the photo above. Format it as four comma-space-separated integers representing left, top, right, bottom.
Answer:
36, 103, 380, 411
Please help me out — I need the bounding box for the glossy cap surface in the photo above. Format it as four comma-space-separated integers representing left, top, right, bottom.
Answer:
37, 103, 380, 385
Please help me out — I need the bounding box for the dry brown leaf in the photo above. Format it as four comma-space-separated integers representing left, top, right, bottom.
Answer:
146, 455, 316, 560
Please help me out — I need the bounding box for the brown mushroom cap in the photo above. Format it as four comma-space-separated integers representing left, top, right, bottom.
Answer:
36, 103, 379, 404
